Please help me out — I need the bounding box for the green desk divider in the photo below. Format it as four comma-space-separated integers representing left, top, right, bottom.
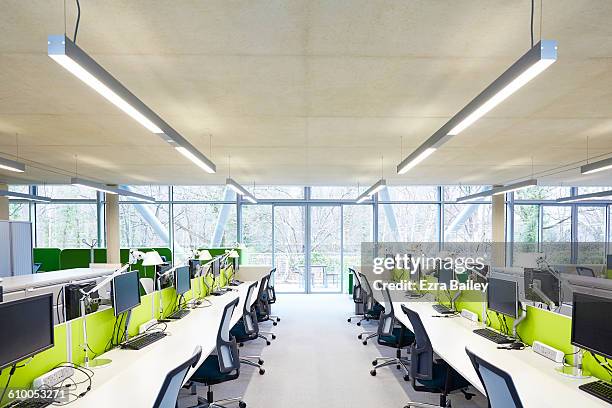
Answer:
59, 248, 108, 270
122, 248, 173, 280
32, 248, 62, 272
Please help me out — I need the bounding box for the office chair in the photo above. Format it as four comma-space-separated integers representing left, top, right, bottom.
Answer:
255, 273, 277, 340
401, 305, 474, 408
576, 266, 595, 277
356, 271, 385, 341
230, 282, 267, 375
369, 287, 415, 380
188, 298, 247, 408
465, 348, 523, 408
153, 346, 202, 408
266, 268, 281, 323
347, 268, 365, 323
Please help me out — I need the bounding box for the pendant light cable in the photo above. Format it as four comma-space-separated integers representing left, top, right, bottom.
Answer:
73, 0, 81, 43
530, 0, 535, 47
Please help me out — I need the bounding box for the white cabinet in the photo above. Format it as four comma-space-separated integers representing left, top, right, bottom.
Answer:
0, 221, 33, 277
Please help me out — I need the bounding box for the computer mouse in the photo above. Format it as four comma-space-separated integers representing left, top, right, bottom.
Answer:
509, 342, 525, 350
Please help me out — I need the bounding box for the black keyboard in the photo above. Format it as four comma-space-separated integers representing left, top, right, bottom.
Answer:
473, 328, 514, 344
229, 280, 243, 286
4, 399, 52, 408
432, 304, 454, 314
121, 331, 167, 350
211, 290, 226, 296
579, 380, 612, 404
168, 309, 191, 320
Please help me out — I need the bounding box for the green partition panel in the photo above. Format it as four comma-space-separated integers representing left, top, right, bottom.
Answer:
122, 248, 173, 280
59, 248, 108, 270
33, 248, 62, 272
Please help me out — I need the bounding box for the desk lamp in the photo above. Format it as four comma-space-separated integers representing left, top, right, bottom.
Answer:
227, 249, 240, 283
192, 249, 212, 300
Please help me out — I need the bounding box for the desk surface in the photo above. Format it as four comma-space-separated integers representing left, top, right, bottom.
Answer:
392, 299, 607, 407
69, 268, 269, 407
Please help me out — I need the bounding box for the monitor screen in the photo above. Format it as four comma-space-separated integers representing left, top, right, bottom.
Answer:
439, 266, 454, 287
0, 294, 54, 370
212, 259, 220, 277
189, 259, 201, 278
524, 268, 560, 305
571, 292, 612, 359
175, 266, 191, 295
487, 277, 518, 318
112, 271, 141, 316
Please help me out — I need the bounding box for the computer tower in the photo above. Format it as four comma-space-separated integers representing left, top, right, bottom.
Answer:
64, 282, 99, 320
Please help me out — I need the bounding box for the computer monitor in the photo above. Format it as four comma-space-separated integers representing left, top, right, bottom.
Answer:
112, 271, 141, 316
438, 265, 454, 287
212, 258, 220, 277
0, 294, 54, 370
524, 268, 560, 305
571, 292, 612, 359
487, 277, 519, 318
175, 266, 191, 296
188, 259, 201, 278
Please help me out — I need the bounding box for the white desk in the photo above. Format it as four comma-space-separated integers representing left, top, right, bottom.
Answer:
69, 268, 268, 407
392, 299, 607, 407
1, 268, 115, 293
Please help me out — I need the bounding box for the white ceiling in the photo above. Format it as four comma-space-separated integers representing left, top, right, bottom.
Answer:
1, 0, 612, 186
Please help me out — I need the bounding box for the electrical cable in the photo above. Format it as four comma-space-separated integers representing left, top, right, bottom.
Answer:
0, 364, 18, 404
73, 0, 81, 43
56, 286, 65, 324
590, 352, 612, 380
530, 0, 535, 47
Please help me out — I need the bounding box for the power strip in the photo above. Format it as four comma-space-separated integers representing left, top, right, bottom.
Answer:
139, 319, 159, 334
460, 309, 479, 322
33, 366, 74, 389
532, 341, 565, 363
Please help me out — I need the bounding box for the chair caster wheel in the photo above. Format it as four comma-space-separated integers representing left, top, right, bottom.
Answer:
266, 341, 271, 346
466, 395, 472, 400
259, 368, 265, 375
272, 335, 277, 340
358, 334, 363, 340
356, 322, 361, 326
362, 341, 367, 345
258, 359, 264, 365
239, 343, 244, 347
239, 402, 246, 408
273, 322, 277, 326
396, 364, 401, 369
370, 370, 376, 376
404, 375, 410, 381
276, 318, 280, 322
347, 318, 351, 323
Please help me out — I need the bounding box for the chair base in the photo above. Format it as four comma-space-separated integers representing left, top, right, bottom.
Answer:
404, 402, 448, 408
260, 331, 277, 340
268, 314, 280, 322
370, 357, 410, 380
347, 314, 364, 323
240, 357, 266, 375
196, 396, 246, 408
360, 332, 378, 345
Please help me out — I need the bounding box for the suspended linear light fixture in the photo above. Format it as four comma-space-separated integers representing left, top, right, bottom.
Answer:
226, 178, 258, 204
0, 190, 51, 203
397, 40, 557, 174
581, 156, 612, 175
0, 156, 26, 173
556, 189, 612, 203
456, 179, 537, 202
355, 179, 386, 203
70, 178, 155, 203
48, 35, 216, 173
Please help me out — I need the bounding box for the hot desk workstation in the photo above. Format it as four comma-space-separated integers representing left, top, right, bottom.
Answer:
359, 264, 612, 407
0, 249, 271, 408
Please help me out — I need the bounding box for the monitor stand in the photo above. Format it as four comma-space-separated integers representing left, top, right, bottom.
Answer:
557, 348, 591, 379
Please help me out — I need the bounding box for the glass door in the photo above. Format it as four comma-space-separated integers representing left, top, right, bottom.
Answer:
273, 205, 306, 293
309, 205, 342, 293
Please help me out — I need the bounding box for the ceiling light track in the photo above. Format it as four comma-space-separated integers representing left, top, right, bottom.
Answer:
226, 178, 258, 203
355, 179, 386, 203
71, 177, 155, 202
556, 189, 612, 203
0, 190, 51, 203
0, 156, 26, 173
48, 35, 216, 173
456, 179, 537, 202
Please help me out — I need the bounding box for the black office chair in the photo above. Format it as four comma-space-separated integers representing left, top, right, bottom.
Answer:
347, 268, 365, 323
230, 282, 266, 375
465, 348, 523, 408
356, 271, 385, 341
255, 273, 277, 340
266, 268, 281, 323
188, 298, 246, 408
401, 305, 473, 408
576, 266, 595, 277
369, 287, 415, 380
153, 346, 202, 408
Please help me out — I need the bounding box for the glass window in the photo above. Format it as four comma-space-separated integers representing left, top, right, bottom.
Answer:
173, 203, 237, 264
36, 185, 96, 199
444, 204, 491, 242
119, 185, 169, 201
343, 204, 373, 292
8, 185, 29, 193
541, 206, 571, 263
310, 186, 358, 200
378, 204, 438, 242
120, 203, 170, 248
381, 186, 438, 202
514, 186, 571, 201
9, 203, 30, 221
577, 186, 612, 195
242, 205, 273, 266
172, 185, 231, 202
254, 185, 304, 200
443, 185, 491, 202
513, 204, 539, 262
577, 206, 606, 264
36, 204, 98, 248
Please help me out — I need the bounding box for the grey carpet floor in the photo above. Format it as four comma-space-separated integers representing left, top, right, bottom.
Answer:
180, 294, 488, 407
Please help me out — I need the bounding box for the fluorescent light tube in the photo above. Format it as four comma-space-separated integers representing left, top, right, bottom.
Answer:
581, 156, 612, 175
355, 179, 386, 203
71, 178, 155, 202
226, 178, 258, 204
396, 40, 557, 174
0, 157, 26, 173
175, 146, 216, 174
48, 35, 216, 173
556, 189, 612, 203
455, 189, 493, 203
397, 148, 436, 175
491, 179, 538, 195
0, 190, 51, 203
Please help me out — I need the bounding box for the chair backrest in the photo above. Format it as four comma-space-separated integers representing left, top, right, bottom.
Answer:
350, 268, 363, 303
242, 282, 259, 335
576, 266, 595, 277
256, 273, 271, 314
267, 268, 277, 302
140, 278, 154, 294
466, 348, 523, 408
216, 298, 240, 374
357, 271, 375, 312
377, 287, 395, 336
401, 304, 434, 381
153, 345, 202, 408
